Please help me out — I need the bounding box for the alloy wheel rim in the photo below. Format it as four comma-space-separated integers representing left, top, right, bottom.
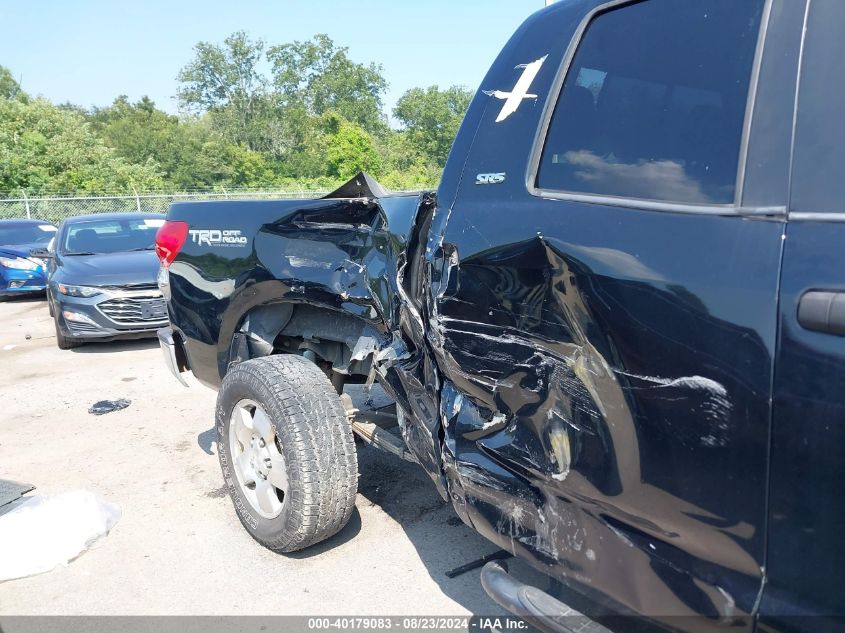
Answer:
229, 399, 288, 519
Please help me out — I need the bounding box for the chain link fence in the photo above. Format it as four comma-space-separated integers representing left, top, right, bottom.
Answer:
0, 189, 331, 225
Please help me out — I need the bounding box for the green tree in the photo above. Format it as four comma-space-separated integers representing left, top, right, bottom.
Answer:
56, 101, 89, 117
177, 31, 269, 151
394, 85, 473, 166
268, 34, 388, 134
176, 31, 392, 175
92, 96, 208, 188
90, 96, 174, 164
323, 113, 381, 180
376, 130, 442, 189
274, 107, 330, 179
0, 41, 461, 196
227, 143, 274, 186
0, 97, 163, 194
0, 65, 25, 101
91, 95, 281, 189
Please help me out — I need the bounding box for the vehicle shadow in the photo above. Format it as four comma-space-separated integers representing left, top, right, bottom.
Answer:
197, 426, 216, 455
352, 444, 509, 616
0, 293, 47, 305
333, 384, 511, 617
70, 338, 159, 354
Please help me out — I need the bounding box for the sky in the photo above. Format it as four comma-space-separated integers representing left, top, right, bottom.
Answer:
0, 1, 545, 117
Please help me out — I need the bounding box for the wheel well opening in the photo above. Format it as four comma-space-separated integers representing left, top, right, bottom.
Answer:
232, 302, 383, 383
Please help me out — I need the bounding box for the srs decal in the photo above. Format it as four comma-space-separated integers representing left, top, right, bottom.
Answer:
483, 55, 548, 123
189, 229, 248, 247
476, 173, 506, 185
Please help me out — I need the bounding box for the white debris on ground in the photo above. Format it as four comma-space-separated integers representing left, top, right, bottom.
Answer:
0, 490, 121, 582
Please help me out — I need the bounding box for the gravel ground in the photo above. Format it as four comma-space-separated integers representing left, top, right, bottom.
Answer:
0, 296, 515, 617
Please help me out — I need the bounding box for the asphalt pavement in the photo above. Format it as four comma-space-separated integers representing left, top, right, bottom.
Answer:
0, 296, 515, 617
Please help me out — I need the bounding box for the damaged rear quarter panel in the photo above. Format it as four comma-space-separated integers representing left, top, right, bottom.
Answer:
167, 189, 454, 498
166, 195, 425, 386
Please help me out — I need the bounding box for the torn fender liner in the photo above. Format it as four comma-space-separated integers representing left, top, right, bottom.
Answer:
322, 171, 390, 200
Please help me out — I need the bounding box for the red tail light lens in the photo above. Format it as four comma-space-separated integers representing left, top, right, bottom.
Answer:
155, 220, 188, 267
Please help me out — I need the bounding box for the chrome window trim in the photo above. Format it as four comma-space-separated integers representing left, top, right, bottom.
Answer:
789, 212, 845, 222
785, 0, 819, 219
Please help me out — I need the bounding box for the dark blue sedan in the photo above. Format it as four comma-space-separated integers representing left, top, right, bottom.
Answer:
45, 212, 167, 349
0, 219, 57, 299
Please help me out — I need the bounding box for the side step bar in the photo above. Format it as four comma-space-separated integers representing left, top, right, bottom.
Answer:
480, 561, 613, 633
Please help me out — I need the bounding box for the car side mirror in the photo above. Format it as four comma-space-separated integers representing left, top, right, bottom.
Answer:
30, 247, 53, 259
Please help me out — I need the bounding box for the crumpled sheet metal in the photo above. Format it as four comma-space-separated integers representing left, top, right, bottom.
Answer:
250, 189, 761, 622
172, 171, 770, 625
412, 222, 774, 625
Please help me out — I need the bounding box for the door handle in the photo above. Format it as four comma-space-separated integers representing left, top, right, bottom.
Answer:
798, 291, 845, 335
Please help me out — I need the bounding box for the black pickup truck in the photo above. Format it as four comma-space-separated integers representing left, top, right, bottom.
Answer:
156, 0, 845, 630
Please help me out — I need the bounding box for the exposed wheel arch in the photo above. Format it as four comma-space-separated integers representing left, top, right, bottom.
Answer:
230, 301, 386, 379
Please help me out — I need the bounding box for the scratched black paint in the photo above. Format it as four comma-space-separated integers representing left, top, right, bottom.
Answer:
162, 0, 843, 630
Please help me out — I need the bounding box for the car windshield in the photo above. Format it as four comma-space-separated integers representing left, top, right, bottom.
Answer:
63, 217, 165, 255
0, 223, 57, 246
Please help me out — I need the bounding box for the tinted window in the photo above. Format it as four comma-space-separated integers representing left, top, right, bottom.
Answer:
63, 217, 164, 255
790, 0, 845, 214
537, 0, 764, 205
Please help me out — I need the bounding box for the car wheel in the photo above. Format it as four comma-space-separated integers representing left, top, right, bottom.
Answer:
216, 354, 358, 552
47, 291, 54, 317
54, 314, 82, 350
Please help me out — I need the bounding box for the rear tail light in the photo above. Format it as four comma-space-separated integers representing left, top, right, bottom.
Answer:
155, 221, 188, 268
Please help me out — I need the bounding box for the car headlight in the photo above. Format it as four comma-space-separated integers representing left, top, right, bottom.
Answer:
0, 256, 39, 271
56, 283, 101, 298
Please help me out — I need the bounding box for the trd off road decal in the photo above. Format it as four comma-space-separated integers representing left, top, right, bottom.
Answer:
188, 229, 248, 247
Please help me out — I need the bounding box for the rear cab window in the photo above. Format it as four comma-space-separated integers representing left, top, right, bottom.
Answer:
64, 218, 164, 254
535, 0, 766, 206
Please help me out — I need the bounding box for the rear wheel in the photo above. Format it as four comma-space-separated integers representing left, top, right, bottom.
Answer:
216, 354, 358, 552
54, 314, 82, 349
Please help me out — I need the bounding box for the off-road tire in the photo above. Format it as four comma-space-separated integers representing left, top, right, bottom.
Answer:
216, 354, 358, 552
54, 314, 82, 349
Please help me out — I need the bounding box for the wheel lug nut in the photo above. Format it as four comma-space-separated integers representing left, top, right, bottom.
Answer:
258, 439, 266, 448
